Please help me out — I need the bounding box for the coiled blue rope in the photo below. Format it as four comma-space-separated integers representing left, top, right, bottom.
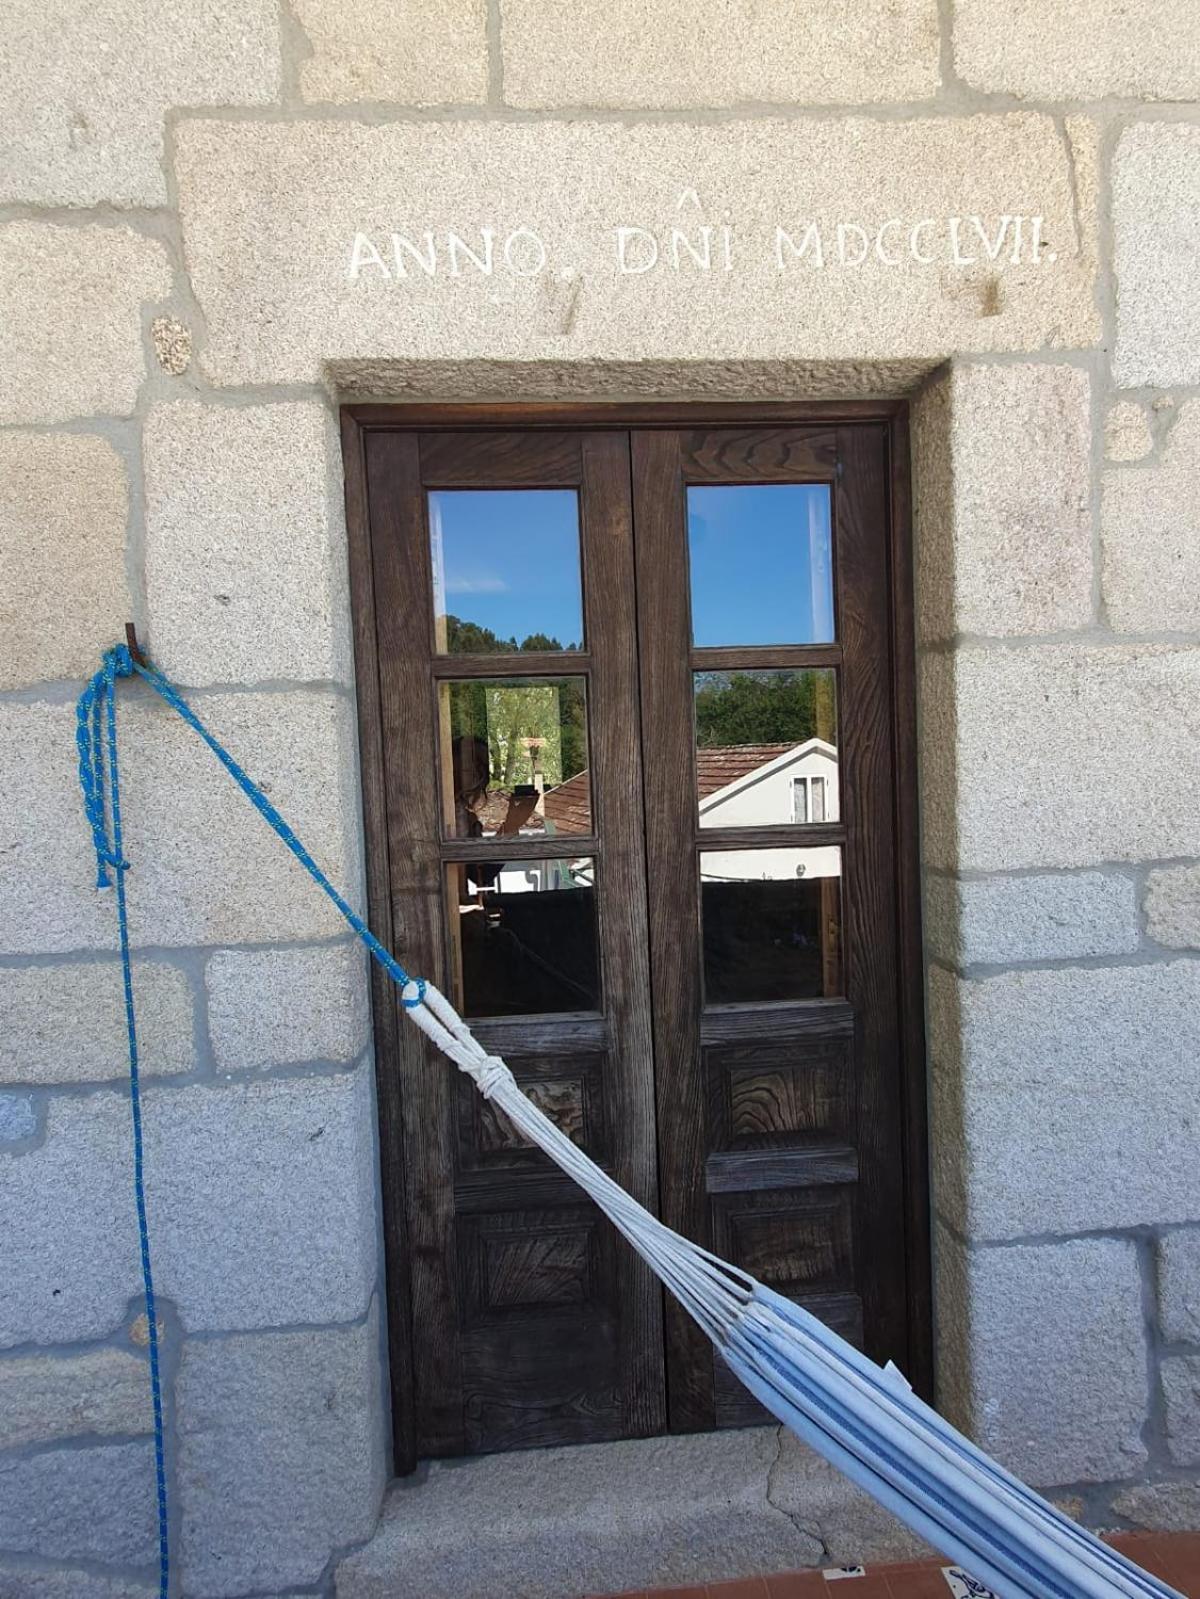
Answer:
76, 643, 428, 1598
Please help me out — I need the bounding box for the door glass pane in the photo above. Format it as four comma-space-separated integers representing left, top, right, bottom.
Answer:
429, 489, 584, 653
448, 856, 599, 1017
439, 678, 591, 838
687, 484, 834, 646
700, 847, 842, 1003
693, 668, 839, 828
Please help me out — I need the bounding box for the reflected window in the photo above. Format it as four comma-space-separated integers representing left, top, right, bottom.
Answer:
700, 847, 842, 1004
439, 678, 591, 839
429, 489, 584, 653
687, 484, 834, 647
448, 857, 599, 1017
693, 669, 839, 829
791, 775, 827, 825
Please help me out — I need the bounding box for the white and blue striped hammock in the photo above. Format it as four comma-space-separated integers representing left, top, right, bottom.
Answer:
78, 643, 1181, 1599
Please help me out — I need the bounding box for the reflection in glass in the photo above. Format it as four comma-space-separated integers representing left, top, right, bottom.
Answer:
700, 847, 842, 1004
440, 678, 591, 839
687, 484, 834, 647
693, 668, 838, 829
448, 857, 599, 1017
429, 489, 584, 653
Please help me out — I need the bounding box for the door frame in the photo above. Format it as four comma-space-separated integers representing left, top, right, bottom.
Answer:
340, 400, 930, 1474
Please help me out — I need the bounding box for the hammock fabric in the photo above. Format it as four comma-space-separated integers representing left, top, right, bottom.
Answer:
77, 644, 1181, 1599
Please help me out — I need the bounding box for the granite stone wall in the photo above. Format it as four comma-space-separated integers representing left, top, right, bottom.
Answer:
2, 1, 1200, 1594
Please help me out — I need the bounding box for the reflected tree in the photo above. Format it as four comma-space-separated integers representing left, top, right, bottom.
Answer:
444, 617, 587, 789
694, 669, 836, 747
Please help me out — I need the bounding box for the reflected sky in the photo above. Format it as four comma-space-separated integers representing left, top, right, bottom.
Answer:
430, 489, 584, 650
687, 484, 834, 647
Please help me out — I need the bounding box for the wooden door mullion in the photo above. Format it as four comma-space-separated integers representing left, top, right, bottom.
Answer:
631, 429, 715, 1432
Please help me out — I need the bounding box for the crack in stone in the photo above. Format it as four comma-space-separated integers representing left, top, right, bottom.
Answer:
764, 1425, 831, 1566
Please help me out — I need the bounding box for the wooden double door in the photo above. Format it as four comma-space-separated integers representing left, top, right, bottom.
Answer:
344, 407, 928, 1470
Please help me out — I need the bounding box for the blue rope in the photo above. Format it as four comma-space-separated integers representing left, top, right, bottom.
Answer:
75, 644, 431, 1595
75, 646, 169, 1598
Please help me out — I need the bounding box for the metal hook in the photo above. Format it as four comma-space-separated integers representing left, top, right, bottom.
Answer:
125, 622, 146, 667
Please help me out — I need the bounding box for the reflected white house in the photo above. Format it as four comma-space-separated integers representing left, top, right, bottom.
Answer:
466, 740, 841, 894
697, 737, 840, 883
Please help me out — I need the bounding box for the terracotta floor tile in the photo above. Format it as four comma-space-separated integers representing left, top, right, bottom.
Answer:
763, 1572, 828, 1597
818, 1577, 891, 1598
1155, 1541, 1200, 1596
591, 1534, 1200, 1599
882, 1563, 952, 1597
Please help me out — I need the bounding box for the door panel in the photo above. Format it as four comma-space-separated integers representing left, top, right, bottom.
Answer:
362, 427, 664, 1458
347, 410, 928, 1466
633, 425, 909, 1432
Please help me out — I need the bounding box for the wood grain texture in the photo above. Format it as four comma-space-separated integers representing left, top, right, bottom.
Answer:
347, 400, 904, 430
691, 643, 842, 672
580, 430, 667, 1440
419, 430, 581, 485
632, 427, 714, 1431
835, 424, 909, 1372
341, 412, 417, 1474
887, 409, 934, 1401
680, 427, 837, 481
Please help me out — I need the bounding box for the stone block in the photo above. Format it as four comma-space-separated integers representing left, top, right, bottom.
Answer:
177, 1309, 385, 1596
922, 871, 1138, 967
0, 691, 362, 954
0, 1347, 151, 1449
173, 114, 1099, 389
1146, 863, 1200, 950
1103, 401, 1200, 634
0, 1069, 376, 1345
918, 644, 1200, 872
930, 961, 1200, 1238
0, 960, 194, 1085
206, 943, 369, 1071
0, 224, 169, 424
1113, 1481, 1200, 1533
1158, 1231, 1200, 1344
500, 0, 940, 107
0, 433, 131, 690
934, 1232, 1148, 1484
914, 363, 1092, 641
1162, 1355, 1200, 1465
295, 0, 487, 103
0, 0, 279, 207
1105, 401, 1153, 463
0, 1091, 136, 1346
955, 0, 1200, 99
1114, 124, 1200, 388
0, 1567, 154, 1599
143, 400, 351, 686
768, 1434, 933, 1565
334, 1426, 822, 1599
0, 1442, 157, 1566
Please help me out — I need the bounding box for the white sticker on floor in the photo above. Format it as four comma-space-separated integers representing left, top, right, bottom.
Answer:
823, 1568, 868, 1580
942, 1569, 1000, 1598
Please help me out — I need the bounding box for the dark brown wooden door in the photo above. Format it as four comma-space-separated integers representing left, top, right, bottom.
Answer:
358, 428, 664, 1461
345, 409, 928, 1468
633, 426, 909, 1430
